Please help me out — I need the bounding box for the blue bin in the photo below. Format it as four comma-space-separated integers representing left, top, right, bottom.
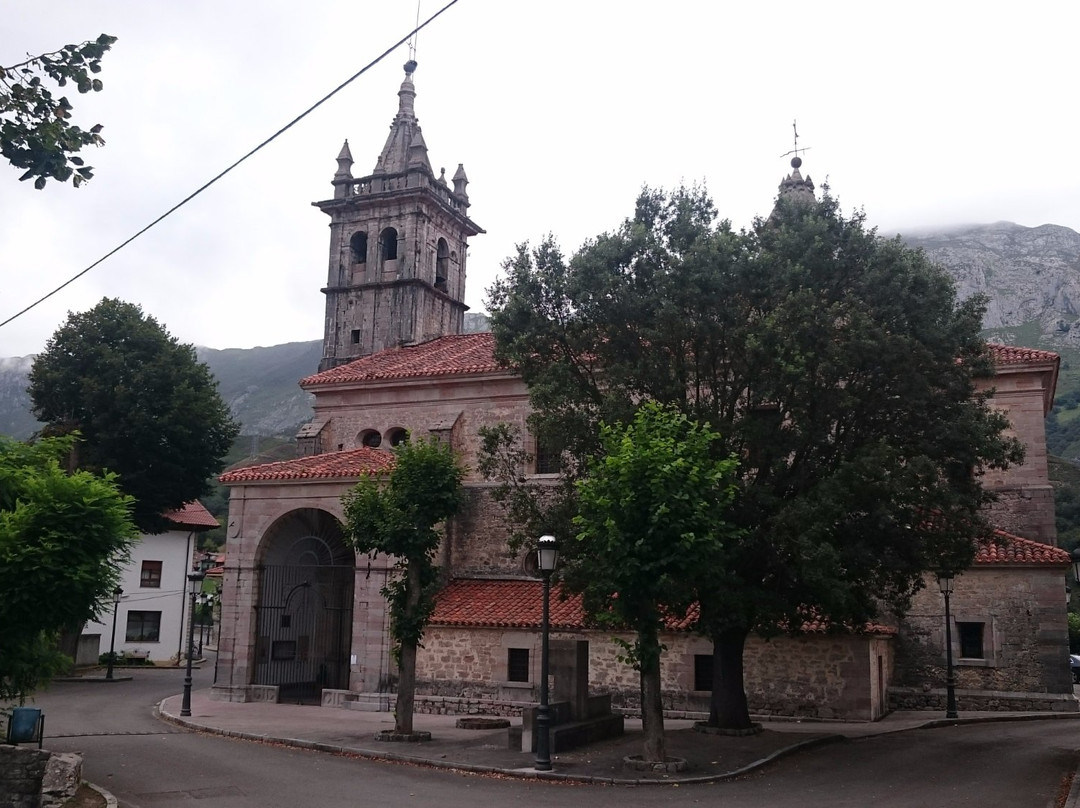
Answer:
8, 707, 41, 744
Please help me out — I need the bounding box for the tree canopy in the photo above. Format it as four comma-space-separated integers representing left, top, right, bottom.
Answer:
29, 298, 239, 533
485, 184, 1023, 728
342, 436, 464, 735
1, 34, 115, 188
0, 434, 136, 700
569, 403, 739, 761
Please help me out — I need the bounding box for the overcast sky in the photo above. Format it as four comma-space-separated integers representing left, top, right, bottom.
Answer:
2, 1, 1078, 358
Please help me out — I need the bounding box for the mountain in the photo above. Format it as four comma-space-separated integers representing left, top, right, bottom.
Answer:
902, 222, 1080, 347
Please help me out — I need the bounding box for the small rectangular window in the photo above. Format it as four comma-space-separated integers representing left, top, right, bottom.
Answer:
125, 611, 162, 643
140, 560, 162, 588
958, 622, 985, 659
694, 654, 713, 691
507, 648, 530, 682
351, 329, 361, 345
534, 434, 563, 474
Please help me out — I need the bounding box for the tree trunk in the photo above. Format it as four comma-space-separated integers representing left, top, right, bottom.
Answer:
707, 627, 753, 729
639, 627, 667, 762
396, 640, 417, 734
394, 560, 423, 735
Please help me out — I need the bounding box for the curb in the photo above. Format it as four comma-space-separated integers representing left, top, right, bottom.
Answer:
153, 702, 1080, 786
153, 700, 844, 785
84, 781, 118, 807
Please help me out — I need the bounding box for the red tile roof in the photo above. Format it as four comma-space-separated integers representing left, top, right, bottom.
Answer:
986, 344, 1059, 365
975, 529, 1070, 566
301, 333, 503, 386
219, 447, 393, 484
430, 579, 895, 635
163, 501, 218, 529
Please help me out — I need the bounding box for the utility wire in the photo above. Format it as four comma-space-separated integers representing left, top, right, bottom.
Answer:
0, 0, 460, 332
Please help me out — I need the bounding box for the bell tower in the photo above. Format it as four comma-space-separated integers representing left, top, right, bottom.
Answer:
314, 60, 484, 371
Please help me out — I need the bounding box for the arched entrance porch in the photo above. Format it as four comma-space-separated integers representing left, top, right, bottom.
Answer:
254, 508, 355, 703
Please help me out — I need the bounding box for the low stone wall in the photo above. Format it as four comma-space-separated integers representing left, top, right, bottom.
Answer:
0, 746, 82, 808
889, 686, 1079, 713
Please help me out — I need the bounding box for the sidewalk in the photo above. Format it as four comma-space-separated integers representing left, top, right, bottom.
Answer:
156, 689, 1080, 786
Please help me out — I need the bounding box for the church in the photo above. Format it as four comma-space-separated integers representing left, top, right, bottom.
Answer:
211, 61, 1076, 720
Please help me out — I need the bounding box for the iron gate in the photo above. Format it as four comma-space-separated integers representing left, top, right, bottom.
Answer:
254, 563, 354, 703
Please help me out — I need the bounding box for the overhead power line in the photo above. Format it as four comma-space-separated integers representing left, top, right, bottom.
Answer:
0, 0, 460, 332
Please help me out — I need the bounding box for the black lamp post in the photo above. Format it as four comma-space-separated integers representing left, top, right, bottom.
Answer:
535, 534, 558, 772
105, 587, 123, 680
937, 572, 958, 719
180, 569, 206, 717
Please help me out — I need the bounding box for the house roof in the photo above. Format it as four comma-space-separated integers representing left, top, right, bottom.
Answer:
985, 344, 1059, 365
300, 333, 502, 387
429, 578, 895, 635
163, 501, 218, 530
219, 447, 393, 484
975, 529, 1070, 566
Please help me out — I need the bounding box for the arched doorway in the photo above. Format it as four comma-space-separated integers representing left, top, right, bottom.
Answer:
254, 509, 354, 703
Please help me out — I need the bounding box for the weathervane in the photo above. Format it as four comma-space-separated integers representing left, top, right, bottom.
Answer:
780, 120, 811, 162
407, 1, 422, 62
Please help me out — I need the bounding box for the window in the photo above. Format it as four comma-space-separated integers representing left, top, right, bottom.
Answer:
125, 611, 161, 643
507, 648, 530, 682
380, 227, 399, 261
534, 433, 563, 474
350, 231, 367, 263
386, 428, 408, 447
360, 430, 382, 448
958, 622, 985, 659
694, 654, 713, 691
351, 329, 361, 345
140, 560, 162, 588
435, 237, 450, 292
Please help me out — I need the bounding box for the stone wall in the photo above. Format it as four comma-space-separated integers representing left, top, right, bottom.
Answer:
0, 746, 81, 808
893, 568, 1074, 701
415, 625, 891, 721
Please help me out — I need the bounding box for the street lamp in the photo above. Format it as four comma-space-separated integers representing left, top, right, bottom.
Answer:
937, 572, 958, 719
535, 534, 558, 772
105, 587, 123, 680
180, 569, 206, 717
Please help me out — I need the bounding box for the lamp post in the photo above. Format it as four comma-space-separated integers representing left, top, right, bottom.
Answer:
180, 569, 206, 717
535, 534, 558, 772
105, 587, 123, 680
937, 572, 958, 719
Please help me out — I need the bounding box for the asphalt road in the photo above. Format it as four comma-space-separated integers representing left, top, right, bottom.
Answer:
26, 660, 1080, 808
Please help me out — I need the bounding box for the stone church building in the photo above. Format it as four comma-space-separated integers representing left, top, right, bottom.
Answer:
211, 63, 1075, 719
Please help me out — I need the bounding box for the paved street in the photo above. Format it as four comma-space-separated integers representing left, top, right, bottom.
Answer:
25, 660, 1080, 807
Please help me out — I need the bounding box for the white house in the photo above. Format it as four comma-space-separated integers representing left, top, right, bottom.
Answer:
80, 502, 218, 665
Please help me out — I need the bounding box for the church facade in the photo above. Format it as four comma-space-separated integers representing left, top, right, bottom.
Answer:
211, 64, 1075, 719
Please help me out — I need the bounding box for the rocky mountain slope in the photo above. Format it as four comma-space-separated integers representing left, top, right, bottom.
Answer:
904, 222, 1080, 346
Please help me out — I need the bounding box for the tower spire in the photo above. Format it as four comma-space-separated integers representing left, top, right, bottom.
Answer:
776, 120, 815, 205
372, 60, 431, 176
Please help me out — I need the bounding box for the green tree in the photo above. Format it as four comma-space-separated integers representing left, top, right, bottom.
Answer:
485, 184, 1022, 730
342, 437, 464, 735
29, 298, 240, 533
1, 34, 116, 188
0, 434, 136, 700
569, 403, 739, 762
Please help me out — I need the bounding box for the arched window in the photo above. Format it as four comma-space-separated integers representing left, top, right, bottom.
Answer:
386, 428, 408, 447
380, 227, 399, 261
349, 231, 367, 264
359, 430, 382, 448
435, 238, 450, 292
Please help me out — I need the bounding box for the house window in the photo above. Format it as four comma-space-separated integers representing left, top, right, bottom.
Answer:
694, 654, 713, 691
350, 231, 367, 263
386, 428, 408, 447
351, 329, 361, 345
140, 560, 162, 588
507, 648, 530, 683
534, 433, 563, 475
958, 622, 985, 659
125, 611, 162, 643
360, 430, 382, 448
